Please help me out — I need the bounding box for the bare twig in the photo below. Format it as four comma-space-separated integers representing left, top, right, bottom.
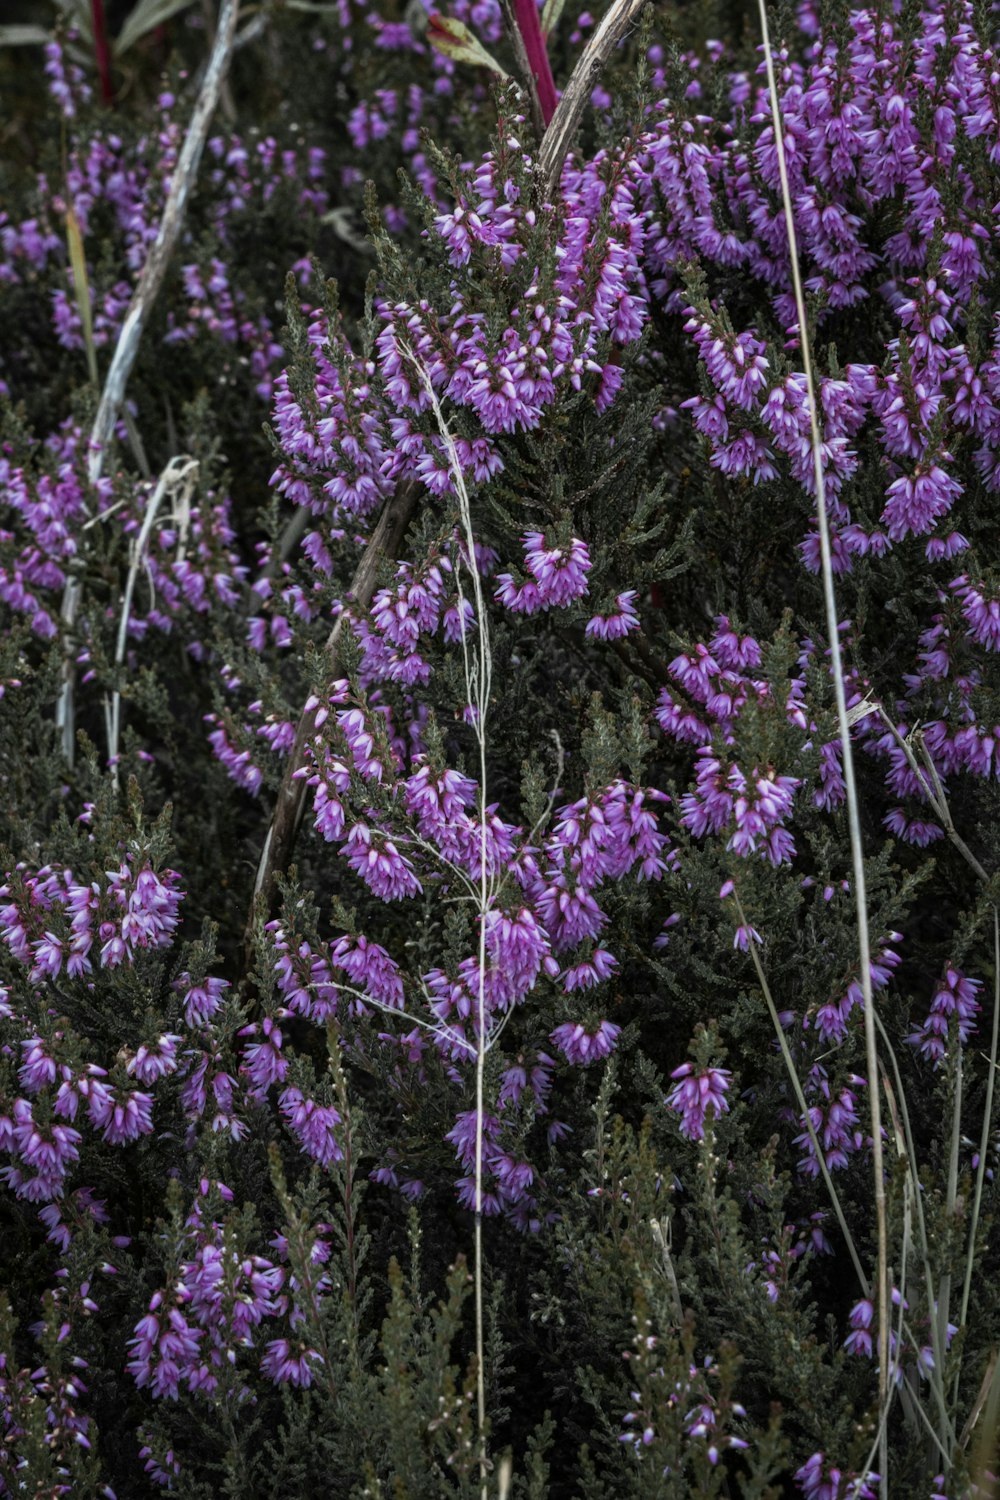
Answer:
954, 909, 1000, 1406
56, 0, 241, 765
875, 709, 990, 882
756, 9, 889, 1487
539, 0, 647, 195
109, 457, 198, 791
872, 704, 1000, 1460
497, 0, 546, 136
242, 480, 419, 968
405, 347, 493, 1500
734, 893, 869, 1295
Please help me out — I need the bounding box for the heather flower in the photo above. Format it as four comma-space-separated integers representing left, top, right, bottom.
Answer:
560, 947, 618, 991
666, 1063, 732, 1140
881, 461, 962, 540
18, 1035, 59, 1092
88, 1085, 155, 1145
261, 1339, 323, 1387
278, 1087, 343, 1166
495, 532, 592, 614
909, 967, 982, 1064
549, 1020, 621, 1066
127, 1034, 181, 1084
795, 1452, 877, 1500
343, 822, 422, 901
177, 974, 229, 1027
844, 1297, 874, 1358
241, 1017, 288, 1095
585, 591, 640, 640
127, 1297, 202, 1400
445, 1109, 502, 1171
795, 1070, 866, 1175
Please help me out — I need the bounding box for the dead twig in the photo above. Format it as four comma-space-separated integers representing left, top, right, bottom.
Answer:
56, 0, 241, 765
242, 480, 419, 972
539, 0, 647, 195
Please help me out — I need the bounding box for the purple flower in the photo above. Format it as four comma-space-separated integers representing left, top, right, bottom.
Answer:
795, 1070, 866, 1175
585, 591, 640, 640
881, 461, 962, 540
909, 966, 982, 1064
177, 974, 229, 1027
278, 1087, 343, 1166
343, 822, 422, 901
89, 1086, 154, 1145
795, 1452, 877, 1500
666, 1063, 732, 1140
560, 947, 618, 991
844, 1298, 874, 1357
261, 1339, 323, 1387
241, 1016, 288, 1095
496, 532, 592, 614
549, 1020, 621, 1066
127, 1034, 181, 1084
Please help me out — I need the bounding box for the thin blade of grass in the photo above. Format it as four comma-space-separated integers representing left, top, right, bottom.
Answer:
65, 206, 98, 386
954, 906, 1000, 1411
114, 0, 196, 55
755, 7, 890, 1487
55, 0, 241, 766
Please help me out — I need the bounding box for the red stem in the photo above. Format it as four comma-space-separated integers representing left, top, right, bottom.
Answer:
512, 0, 557, 125
90, 0, 114, 106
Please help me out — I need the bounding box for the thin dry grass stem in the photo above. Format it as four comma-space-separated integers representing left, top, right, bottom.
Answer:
953, 908, 1000, 1410
967, 1354, 1000, 1499
961, 1349, 999, 1453
852, 1201, 911, 1497
108, 456, 197, 793
55, 0, 241, 766
872, 708, 1000, 1442
876, 1032, 956, 1451
756, 6, 889, 1481
738, 892, 958, 1474
938, 1036, 965, 1394
403, 345, 492, 1500
538, 0, 647, 195
304, 973, 478, 1061
649, 1216, 684, 1327
874, 708, 989, 883
733, 892, 868, 1295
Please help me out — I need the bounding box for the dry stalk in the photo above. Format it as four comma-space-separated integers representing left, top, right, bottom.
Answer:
242, 478, 419, 971
756, 7, 890, 1488
56, 0, 241, 765
497, 0, 546, 136
108, 456, 198, 791
404, 346, 493, 1500
539, 0, 647, 195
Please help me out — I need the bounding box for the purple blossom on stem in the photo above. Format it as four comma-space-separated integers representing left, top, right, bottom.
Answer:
549, 1020, 621, 1066
909, 967, 981, 1064
585, 591, 640, 640
666, 1063, 732, 1140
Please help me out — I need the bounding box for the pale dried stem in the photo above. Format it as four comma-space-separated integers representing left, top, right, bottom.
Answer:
738, 893, 956, 1465
242, 478, 419, 971
756, 9, 889, 1487
498, 0, 545, 136
404, 347, 493, 1500
873, 706, 1000, 1460
735, 892, 868, 1295
539, 0, 647, 195
109, 456, 198, 791
56, 0, 241, 765
954, 908, 1000, 1411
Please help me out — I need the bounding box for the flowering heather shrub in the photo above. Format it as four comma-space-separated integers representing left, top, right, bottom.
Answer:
2, 0, 1000, 1495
